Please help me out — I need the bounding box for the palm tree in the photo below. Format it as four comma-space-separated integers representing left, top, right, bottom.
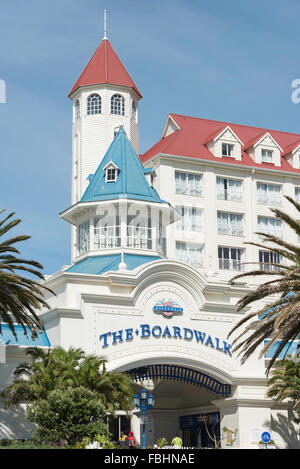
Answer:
227, 196, 300, 373
1, 346, 134, 412
0, 210, 53, 339
267, 359, 300, 422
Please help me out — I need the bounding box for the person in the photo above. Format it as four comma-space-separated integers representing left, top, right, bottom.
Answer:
119, 431, 128, 447
127, 431, 135, 448
171, 433, 183, 448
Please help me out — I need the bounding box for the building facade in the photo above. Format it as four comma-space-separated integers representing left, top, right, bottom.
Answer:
1, 35, 300, 449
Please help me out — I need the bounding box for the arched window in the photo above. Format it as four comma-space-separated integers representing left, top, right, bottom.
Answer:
132, 101, 136, 121
111, 94, 125, 116
75, 99, 80, 120
87, 93, 101, 115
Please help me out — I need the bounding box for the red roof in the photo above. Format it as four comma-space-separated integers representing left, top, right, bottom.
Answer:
141, 113, 300, 174
68, 39, 142, 98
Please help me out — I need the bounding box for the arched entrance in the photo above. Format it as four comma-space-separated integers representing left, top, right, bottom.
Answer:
127, 364, 231, 397
114, 363, 232, 448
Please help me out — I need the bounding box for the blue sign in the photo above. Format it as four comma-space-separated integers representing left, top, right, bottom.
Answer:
153, 299, 183, 318
99, 323, 232, 357
261, 432, 271, 443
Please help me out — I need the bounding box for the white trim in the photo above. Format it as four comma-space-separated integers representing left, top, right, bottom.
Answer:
208, 125, 244, 146
252, 132, 283, 152
161, 114, 181, 139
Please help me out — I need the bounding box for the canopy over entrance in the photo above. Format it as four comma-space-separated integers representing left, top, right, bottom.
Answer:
127, 364, 231, 397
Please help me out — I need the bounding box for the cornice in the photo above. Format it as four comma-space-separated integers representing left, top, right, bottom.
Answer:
147, 152, 300, 178
40, 308, 83, 323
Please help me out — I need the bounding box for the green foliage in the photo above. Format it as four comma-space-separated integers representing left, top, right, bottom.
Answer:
26, 386, 108, 447
1, 346, 135, 447
228, 196, 300, 373
156, 437, 168, 448
0, 209, 54, 338
267, 359, 300, 422
1, 346, 134, 413
95, 434, 116, 449
0, 439, 62, 449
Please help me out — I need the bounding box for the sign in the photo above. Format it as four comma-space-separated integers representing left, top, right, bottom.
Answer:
99, 323, 232, 357
261, 432, 271, 444
153, 299, 183, 318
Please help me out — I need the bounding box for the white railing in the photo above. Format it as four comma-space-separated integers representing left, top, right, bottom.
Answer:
126, 225, 152, 250
93, 225, 166, 255
94, 225, 121, 249
218, 258, 243, 271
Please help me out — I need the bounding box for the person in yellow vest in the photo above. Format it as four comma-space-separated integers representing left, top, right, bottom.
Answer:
171, 433, 183, 448
119, 431, 128, 447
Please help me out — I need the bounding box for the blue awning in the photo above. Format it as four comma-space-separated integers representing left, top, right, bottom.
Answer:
264, 339, 298, 359
0, 324, 51, 347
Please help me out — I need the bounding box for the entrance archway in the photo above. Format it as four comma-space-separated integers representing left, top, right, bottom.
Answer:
123, 363, 232, 448
127, 364, 231, 397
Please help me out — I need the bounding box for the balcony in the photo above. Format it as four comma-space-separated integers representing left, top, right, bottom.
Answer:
79, 224, 166, 256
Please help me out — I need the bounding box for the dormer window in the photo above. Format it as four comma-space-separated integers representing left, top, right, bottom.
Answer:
107, 168, 117, 182
222, 143, 234, 157
205, 126, 243, 161
104, 161, 119, 183
261, 149, 273, 163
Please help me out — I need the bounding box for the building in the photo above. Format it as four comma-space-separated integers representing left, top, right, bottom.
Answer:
1, 32, 300, 449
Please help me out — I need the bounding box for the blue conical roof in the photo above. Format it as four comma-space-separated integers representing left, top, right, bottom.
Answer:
81, 127, 167, 204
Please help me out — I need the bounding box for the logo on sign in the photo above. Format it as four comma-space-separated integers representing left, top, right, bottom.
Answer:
153, 299, 183, 318
261, 432, 271, 444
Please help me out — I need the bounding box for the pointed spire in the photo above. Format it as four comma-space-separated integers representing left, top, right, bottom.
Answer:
80, 126, 167, 204
68, 38, 142, 98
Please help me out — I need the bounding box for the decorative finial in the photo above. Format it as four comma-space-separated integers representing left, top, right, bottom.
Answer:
103, 10, 107, 40
118, 247, 127, 271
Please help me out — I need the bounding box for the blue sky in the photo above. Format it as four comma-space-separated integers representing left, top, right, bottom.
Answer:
0, 0, 300, 275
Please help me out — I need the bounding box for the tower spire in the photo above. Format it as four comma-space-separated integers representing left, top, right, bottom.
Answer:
103, 10, 107, 40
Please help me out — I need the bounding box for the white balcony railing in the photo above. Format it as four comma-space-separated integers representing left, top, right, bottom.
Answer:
92, 225, 166, 255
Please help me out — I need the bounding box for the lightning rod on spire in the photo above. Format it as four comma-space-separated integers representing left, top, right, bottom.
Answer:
103, 10, 107, 39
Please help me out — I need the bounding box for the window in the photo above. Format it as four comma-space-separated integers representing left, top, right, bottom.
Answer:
217, 212, 244, 236
87, 93, 101, 115
94, 217, 121, 249
175, 206, 203, 232
218, 246, 244, 270
104, 162, 119, 183
259, 250, 282, 272
257, 216, 282, 238
111, 94, 125, 116
75, 99, 80, 120
257, 182, 282, 206
176, 242, 203, 267
222, 143, 234, 157
78, 221, 90, 254
175, 171, 202, 196
295, 187, 300, 203
132, 101, 136, 121
106, 168, 117, 182
261, 149, 273, 163
216, 177, 243, 201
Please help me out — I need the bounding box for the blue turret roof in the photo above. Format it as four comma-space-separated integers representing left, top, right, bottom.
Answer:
81, 126, 167, 204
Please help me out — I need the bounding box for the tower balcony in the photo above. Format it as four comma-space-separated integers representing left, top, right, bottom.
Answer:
77, 222, 167, 258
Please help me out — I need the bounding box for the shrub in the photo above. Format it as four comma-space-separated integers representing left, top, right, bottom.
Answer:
26, 386, 108, 447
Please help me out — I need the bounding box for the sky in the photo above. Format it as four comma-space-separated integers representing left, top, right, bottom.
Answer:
0, 0, 300, 276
